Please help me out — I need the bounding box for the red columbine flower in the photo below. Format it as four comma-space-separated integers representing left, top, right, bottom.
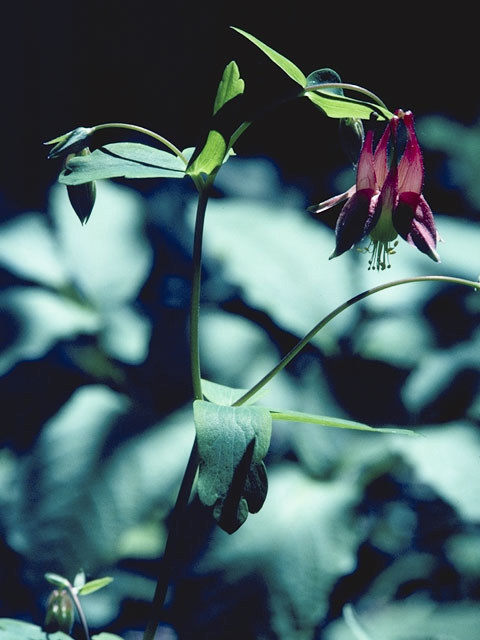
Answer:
309, 110, 440, 270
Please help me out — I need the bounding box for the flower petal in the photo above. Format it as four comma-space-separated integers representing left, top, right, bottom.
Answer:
307, 186, 355, 214
397, 111, 423, 194
397, 195, 440, 262
356, 129, 376, 191
330, 188, 376, 258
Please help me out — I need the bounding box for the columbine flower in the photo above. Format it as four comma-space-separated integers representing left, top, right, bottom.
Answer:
309, 110, 440, 270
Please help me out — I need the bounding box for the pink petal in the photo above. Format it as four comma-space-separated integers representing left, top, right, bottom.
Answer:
398, 111, 424, 194
403, 196, 440, 262
356, 129, 376, 191
374, 117, 398, 187
307, 186, 355, 213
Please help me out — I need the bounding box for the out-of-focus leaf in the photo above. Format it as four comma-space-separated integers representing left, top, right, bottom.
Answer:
193, 400, 272, 532
59, 143, 191, 184
0, 287, 100, 375
191, 197, 355, 351
92, 634, 124, 640
324, 598, 480, 640
393, 422, 480, 521
193, 465, 360, 639
201, 378, 266, 406
45, 573, 71, 589
2, 386, 194, 577
0, 213, 69, 288
0, 619, 71, 640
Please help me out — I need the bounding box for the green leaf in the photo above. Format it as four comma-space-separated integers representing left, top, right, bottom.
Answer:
201, 378, 266, 406
305, 89, 393, 120
77, 576, 113, 596
213, 60, 245, 115
92, 634, 124, 640
45, 572, 71, 589
59, 143, 193, 185
231, 27, 306, 86
269, 409, 418, 436
193, 400, 272, 532
187, 61, 245, 178
0, 619, 72, 640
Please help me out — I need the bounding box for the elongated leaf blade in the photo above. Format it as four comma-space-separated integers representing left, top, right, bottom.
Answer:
269, 409, 417, 436
77, 576, 113, 596
231, 27, 306, 86
305, 90, 394, 120
60, 143, 193, 185
193, 400, 272, 532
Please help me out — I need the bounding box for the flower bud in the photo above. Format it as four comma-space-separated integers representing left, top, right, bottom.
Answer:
65, 149, 96, 224
339, 117, 365, 166
45, 127, 93, 160
44, 589, 75, 634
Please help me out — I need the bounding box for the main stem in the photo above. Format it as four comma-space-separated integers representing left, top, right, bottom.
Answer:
142, 187, 209, 640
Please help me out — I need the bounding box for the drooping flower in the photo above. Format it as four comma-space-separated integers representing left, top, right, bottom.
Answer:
309, 110, 440, 270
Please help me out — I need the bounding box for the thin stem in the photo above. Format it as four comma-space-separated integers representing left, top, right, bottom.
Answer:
92, 122, 189, 165
142, 438, 199, 640
142, 185, 210, 640
189, 186, 210, 400
303, 82, 388, 110
65, 585, 90, 640
233, 275, 479, 406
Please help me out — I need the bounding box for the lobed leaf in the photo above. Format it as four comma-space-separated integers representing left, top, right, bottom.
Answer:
59, 143, 193, 185
0, 618, 72, 640
187, 61, 245, 178
201, 378, 266, 406
193, 400, 272, 532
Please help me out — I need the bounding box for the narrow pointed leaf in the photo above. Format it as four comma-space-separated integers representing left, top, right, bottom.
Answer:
59, 143, 193, 185
45, 573, 71, 589
77, 576, 113, 596
305, 89, 393, 120
269, 409, 418, 436
231, 27, 306, 86
193, 400, 272, 532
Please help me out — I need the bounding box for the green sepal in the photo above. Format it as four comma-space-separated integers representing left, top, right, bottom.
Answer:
269, 409, 418, 436
193, 400, 272, 533
187, 61, 245, 179
59, 143, 193, 185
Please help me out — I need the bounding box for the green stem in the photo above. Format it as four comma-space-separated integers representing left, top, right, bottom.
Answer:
92, 122, 189, 164
142, 185, 210, 640
65, 584, 90, 640
189, 186, 210, 400
233, 275, 479, 406
142, 438, 199, 640
303, 82, 388, 110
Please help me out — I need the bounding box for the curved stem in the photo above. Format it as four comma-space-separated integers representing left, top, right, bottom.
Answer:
303, 82, 388, 110
233, 275, 479, 406
92, 122, 189, 165
65, 585, 90, 640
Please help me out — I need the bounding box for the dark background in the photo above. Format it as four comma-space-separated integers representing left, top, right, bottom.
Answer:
1, 1, 476, 218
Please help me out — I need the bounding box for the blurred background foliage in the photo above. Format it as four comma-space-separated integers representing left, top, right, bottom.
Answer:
2, 2, 480, 640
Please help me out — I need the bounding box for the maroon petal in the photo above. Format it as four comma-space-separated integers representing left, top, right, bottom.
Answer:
397, 195, 440, 262
374, 117, 398, 187
330, 189, 376, 258
356, 130, 376, 191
